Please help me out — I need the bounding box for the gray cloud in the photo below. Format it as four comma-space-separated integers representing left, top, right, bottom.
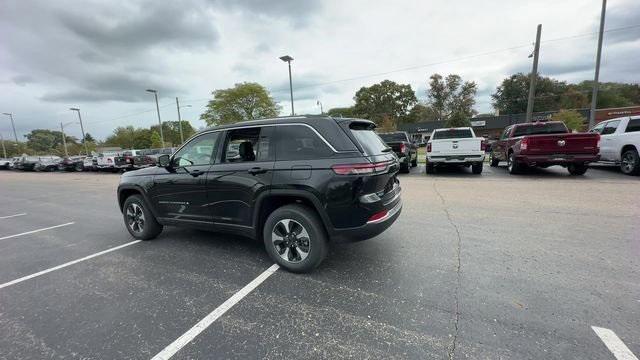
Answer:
604, 1, 640, 45
11, 75, 35, 86
207, 0, 321, 27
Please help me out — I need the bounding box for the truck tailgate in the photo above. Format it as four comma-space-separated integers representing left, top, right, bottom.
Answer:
430, 138, 482, 154
525, 133, 599, 155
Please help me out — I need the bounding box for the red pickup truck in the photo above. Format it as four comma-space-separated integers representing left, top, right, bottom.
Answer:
489, 121, 600, 175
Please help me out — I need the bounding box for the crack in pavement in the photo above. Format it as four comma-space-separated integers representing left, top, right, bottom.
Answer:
433, 181, 462, 360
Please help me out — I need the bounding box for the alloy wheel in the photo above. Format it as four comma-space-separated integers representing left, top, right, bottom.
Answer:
621, 152, 635, 174
272, 219, 310, 263
126, 203, 145, 233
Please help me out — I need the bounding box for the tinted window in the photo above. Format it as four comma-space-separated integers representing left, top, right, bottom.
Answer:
275, 125, 333, 161
601, 120, 620, 135
590, 123, 605, 134
223, 127, 273, 162
378, 132, 407, 142
500, 127, 511, 140
173, 132, 220, 167
432, 129, 473, 140
625, 119, 640, 133
512, 122, 568, 137
350, 129, 389, 155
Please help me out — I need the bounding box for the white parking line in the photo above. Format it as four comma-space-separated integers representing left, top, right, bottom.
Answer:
0, 240, 141, 290
0, 222, 75, 241
151, 263, 280, 360
0, 213, 27, 219
592, 326, 638, 360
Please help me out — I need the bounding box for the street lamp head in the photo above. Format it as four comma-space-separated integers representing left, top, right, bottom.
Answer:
279, 55, 294, 62
69, 107, 80, 111
146, 89, 157, 93
2, 113, 11, 116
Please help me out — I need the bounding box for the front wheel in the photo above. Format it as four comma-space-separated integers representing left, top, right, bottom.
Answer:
620, 149, 640, 175
122, 195, 163, 240
263, 204, 327, 273
567, 163, 588, 176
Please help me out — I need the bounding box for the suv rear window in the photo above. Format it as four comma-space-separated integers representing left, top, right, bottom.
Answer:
378, 133, 407, 142
512, 122, 567, 137
432, 129, 473, 140
626, 118, 640, 133
350, 129, 389, 155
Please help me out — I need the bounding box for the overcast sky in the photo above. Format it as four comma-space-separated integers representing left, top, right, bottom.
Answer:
1, 0, 639, 141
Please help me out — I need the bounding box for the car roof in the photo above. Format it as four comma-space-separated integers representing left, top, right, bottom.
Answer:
197, 115, 374, 134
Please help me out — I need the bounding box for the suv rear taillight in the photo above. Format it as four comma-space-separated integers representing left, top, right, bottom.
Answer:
481, 141, 486, 151
332, 161, 391, 175
426, 143, 432, 152
520, 138, 528, 151
399, 143, 407, 153
367, 209, 388, 223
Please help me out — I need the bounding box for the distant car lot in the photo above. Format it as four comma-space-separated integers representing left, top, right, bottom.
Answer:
0, 167, 638, 359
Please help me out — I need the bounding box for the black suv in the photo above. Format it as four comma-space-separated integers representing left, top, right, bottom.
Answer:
117, 116, 402, 272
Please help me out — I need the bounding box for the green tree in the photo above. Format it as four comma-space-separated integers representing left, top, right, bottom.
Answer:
200, 82, 280, 126
103, 126, 152, 149
492, 73, 569, 114
353, 80, 417, 127
150, 131, 163, 148
83, 133, 95, 143
407, 103, 439, 123
150, 121, 196, 146
326, 106, 356, 118
427, 74, 477, 127
552, 110, 587, 132
25, 129, 76, 154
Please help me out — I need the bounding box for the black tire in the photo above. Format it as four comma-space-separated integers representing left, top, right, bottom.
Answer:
400, 161, 410, 173
122, 194, 163, 240
507, 152, 522, 175
472, 162, 483, 174
620, 148, 640, 175
411, 156, 418, 167
75, 163, 83, 172
426, 163, 435, 174
490, 152, 500, 167
263, 204, 327, 273
567, 163, 588, 176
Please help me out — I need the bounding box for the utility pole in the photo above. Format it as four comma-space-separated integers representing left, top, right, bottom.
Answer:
526, 24, 542, 123
175, 97, 184, 144
70, 108, 89, 155
146, 89, 164, 147
279, 55, 295, 116
317, 100, 324, 114
1, 133, 7, 158
60, 122, 69, 157
589, 0, 607, 129
2, 113, 18, 142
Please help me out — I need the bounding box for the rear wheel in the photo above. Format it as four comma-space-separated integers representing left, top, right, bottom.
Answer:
567, 163, 588, 176
411, 156, 418, 167
490, 152, 500, 167
507, 153, 522, 174
620, 149, 640, 175
75, 163, 83, 172
472, 162, 483, 174
426, 163, 435, 174
123, 195, 163, 240
263, 204, 327, 273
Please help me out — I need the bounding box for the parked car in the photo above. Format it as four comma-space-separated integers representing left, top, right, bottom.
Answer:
426, 127, 486, 174
377, 131, 417, 173
33, 155, 62, 171
58, 156, 86, 171
490, 121, 600, 175
0, 158, 11, 169
9, 156, 20, 169
96, 152, 121, 172
589, 116, 640, 175
117, 116, 402, 273
83, 155, 98, 171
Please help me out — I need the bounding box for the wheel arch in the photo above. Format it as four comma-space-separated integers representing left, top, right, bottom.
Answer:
117, 185, 159, 218
621, 144, 637, 157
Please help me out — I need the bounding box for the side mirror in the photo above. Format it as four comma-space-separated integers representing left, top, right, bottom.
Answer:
157, 154, 171, 167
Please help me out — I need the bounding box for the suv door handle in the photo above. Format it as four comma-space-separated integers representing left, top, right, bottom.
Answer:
248, 167, 268, 175
188, 169, 204, 177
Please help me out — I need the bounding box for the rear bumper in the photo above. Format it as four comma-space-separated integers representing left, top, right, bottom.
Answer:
330, 198, 402, 243
516, 154, 600, 166
428, 154, 485, 164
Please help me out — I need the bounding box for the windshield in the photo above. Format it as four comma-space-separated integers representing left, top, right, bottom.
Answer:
432, 129, 473, 140
378, 133, 407, 143
350, 129, 390, 155
513, 122, 568, 137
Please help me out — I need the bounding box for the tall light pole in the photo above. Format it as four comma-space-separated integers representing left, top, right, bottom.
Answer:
60, 122, 69, 157
2, 113, 18, 142
589, 0, 607, 129
146, 89, 164, 147
1, 133, 7, 158
279, 55, 295, 116
69, 107, 89, 155
525, 24, 542, 123
175, 98, 191, 145
317, 100, 323, 115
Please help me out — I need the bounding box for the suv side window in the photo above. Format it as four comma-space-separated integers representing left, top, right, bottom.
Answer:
602, 120, 620, 135
173, 132, 220, 167
500, 127, 511, 140
590, 122, 605, 134
223, 127, 273, 163
275, 125, 333, 161
625, 118, 640, 133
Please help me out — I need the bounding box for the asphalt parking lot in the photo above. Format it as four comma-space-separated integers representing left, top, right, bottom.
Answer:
0, 165, 638, 359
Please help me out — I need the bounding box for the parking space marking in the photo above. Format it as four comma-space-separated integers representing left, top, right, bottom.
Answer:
0, 213, 27, 219
151, 263, 280, 360
592, 326, 638, 360
0, 222, 75, 241
0, 240, 141, 290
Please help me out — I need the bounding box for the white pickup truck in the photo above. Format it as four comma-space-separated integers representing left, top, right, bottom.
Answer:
426, 127, 486, 174
589, 116, 640, 175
